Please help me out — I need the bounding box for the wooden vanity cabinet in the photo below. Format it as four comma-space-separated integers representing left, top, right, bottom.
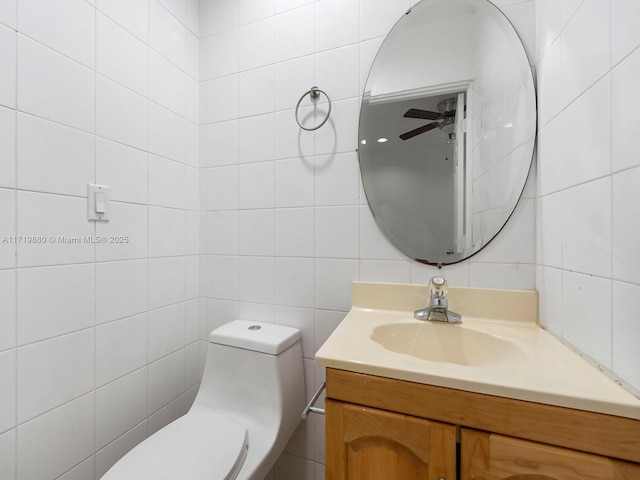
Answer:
325, 368, 640, 480
461, 429, 640, 480
326, 400, 456, 480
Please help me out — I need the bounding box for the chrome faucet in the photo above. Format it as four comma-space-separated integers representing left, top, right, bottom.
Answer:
414, 276, 461, 323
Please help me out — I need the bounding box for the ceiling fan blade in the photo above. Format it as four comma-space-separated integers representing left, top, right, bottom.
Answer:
403, 108, 440, 120
399, 122, 439, 140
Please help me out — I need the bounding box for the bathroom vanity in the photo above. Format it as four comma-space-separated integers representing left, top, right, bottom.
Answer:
316, 283, 640, 480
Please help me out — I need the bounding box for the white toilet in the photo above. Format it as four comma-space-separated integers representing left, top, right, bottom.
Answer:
101, 320, 305, 480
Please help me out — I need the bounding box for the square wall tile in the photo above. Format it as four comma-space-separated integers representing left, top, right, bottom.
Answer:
149, 154, 187, 208
560, 76, 611, 189
238, 113, 275, 163
559, 0, 610, 105
205, 75, 239, 123
96, 0, 148, 42
239, 65, 275, 118
275, 257, 314, 308
274, 158, 314, 207
149, 207, 186, 257
0, 188, 15, 269
17, 36, 95, 132
468, 263, 535, 290
239, 0, 274, 24
207, 255, 239, 300
315, 0, 359, 52
149, 49, 186, 117
239, 162, 274, 209
239, 17, 274, 71
0, 106, 15, 188
17, 393, 94, 480
96, 201, 148, 262
16, 191, 94, 267
612, 281, 640, 392
206, 166, 239, 210
239, 209, 274, 256
205, 121, 238, 167
96, 12, 148, 96
0, 0, 16, 28
562, 178, 611, 278
205, 29, 238, 80
0, 430, 15, 480
611, 0, 640, 65
562, 271, 612, 368
0, 270, 15, 352
96, 313, 147, 386
207, 210, 239, 255
96, 368, 147, 450
96, 260, 148, 324
17, 113, 95, 197
147, 349, 184, 414
149, 256, 185, 309
314, 151, 360, 206
205, 0, 238, 36
314, 258, 358, 311
96, 138, 148, 205
359, 0, 407, 41
612, 47, 640, 173
96, 75, 147, 150
17, 330, 94, 423
149, 0, 186, 69
0, 25, 15, 108
148, 103, 187, 164
275, 207, 314, 257
0, 350, 16, 433
239, 256, 274, 304
613, 167, 640, 285
17, 264, 95, 345
315, 206, 359, 258
148, 303, 185, 362
18, 0, 95, 68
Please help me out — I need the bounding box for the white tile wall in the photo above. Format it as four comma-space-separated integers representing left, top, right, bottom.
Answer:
17, 36, 95, 132
17, 114, 95, 197
536, 0, 640, 394
0, 25, 16, 109
4, 1, 200, 478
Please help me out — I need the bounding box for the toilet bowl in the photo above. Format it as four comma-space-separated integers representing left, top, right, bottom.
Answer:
100, 320, 305, 480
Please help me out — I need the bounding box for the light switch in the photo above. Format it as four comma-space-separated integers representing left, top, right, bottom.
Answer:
95, 192, 106, 214
88, 184, 110, 221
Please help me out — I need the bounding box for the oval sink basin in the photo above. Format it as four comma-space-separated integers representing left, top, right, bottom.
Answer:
371, 322, 527, 366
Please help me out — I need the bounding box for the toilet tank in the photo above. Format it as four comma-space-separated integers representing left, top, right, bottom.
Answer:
191, 320, 305, 445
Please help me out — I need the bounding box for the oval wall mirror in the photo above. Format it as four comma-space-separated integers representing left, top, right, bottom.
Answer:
358, 0, 536, 265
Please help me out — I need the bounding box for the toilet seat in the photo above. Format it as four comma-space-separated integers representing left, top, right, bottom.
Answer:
101, 410, 248, 480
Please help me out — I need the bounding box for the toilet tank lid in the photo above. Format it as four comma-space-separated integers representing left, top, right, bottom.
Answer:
209, 320, 301, 355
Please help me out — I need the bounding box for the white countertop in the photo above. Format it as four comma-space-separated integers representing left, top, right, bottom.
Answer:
315, 282, 640, 420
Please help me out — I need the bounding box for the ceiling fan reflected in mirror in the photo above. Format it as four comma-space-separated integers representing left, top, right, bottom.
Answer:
399, 97, 458, 140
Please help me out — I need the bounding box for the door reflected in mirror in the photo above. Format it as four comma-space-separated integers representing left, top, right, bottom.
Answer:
358, 0, 536, 265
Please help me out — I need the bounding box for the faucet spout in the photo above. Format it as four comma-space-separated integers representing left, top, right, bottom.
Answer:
414, 276, 461, 323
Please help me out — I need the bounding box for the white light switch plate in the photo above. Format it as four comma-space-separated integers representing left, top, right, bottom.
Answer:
88, 184, 110, 221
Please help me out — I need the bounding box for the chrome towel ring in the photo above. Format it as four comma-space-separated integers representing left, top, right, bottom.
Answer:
295, 86, 332, 131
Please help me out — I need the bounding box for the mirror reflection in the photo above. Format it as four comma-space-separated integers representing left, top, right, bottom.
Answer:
358, 0, 536, 265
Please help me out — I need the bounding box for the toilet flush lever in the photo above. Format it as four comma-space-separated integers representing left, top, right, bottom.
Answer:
301, 381, 326, 419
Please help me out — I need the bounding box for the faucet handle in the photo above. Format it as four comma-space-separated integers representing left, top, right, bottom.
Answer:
429, 276, 447, 298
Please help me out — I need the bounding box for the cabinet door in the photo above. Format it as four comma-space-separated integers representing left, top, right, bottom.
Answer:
461, 428, 640, 480
326, 399, 456, 480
